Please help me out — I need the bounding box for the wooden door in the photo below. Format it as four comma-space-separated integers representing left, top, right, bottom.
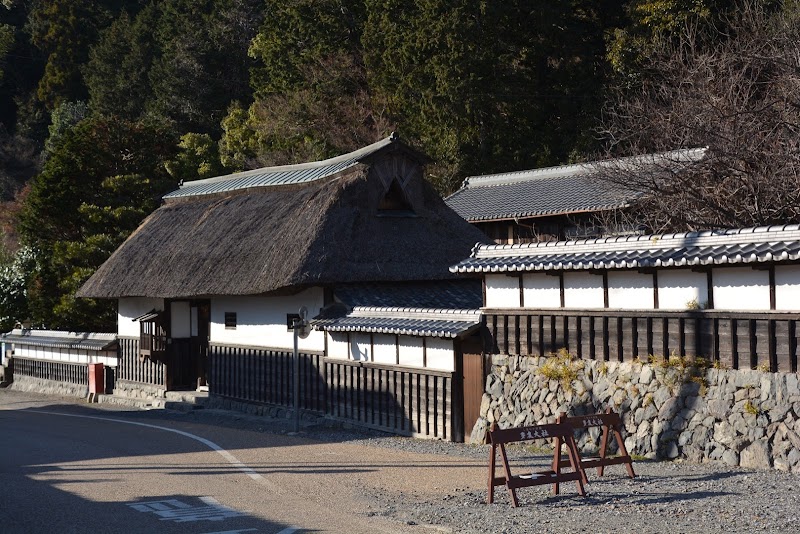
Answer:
462, 352, 487, 443
190, 301, 211, 388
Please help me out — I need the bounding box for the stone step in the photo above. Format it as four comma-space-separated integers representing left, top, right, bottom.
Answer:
96, 393, 164, 410
97, 390, 209, 412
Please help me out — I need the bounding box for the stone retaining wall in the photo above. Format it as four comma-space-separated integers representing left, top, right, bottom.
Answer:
10, 374, 88, 398
472, 353, 800, 472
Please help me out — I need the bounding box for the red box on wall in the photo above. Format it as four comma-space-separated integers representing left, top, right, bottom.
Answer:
88, 363, 105, 395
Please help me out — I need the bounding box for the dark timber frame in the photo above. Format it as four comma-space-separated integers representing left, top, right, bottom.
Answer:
484, 308, 800, 372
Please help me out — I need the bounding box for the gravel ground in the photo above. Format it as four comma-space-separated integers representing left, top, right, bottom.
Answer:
339, 435, 798, 534
138, 404, 800, 534
5, 389, 799, 534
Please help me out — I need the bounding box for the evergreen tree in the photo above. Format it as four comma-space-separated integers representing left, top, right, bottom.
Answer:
26, 0, 114, 109
19, 116, 177, 329
84, 6, 158, 120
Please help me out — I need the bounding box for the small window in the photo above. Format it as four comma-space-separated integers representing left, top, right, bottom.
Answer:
378, 178, 414, 214
224, 312, 237, 330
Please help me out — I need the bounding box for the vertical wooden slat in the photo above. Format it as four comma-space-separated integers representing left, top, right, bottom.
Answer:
774, 320, 791, 372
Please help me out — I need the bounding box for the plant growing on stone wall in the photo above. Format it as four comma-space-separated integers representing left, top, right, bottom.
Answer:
536, 348, 583, 392
744, 400, 760, 415
756, 362, 771, 372
689, 375, 709, 397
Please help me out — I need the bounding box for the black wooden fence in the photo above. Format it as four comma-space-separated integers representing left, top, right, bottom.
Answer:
118, 337, 166, 388
484, 308, 800, 372
208, 343, 456, 440
13, 357, 88, 385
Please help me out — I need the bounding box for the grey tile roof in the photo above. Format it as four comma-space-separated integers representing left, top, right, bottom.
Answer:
445, 148, 706, 222
164, 135, 398, 199
1, 329, 118, 351
451, 224, 800, 273
311, 307, 482, 338
333, 280, 482, 310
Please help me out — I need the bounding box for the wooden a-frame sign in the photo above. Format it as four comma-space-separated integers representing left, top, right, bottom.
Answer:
487, 421, 586, 507
554, 407, 636, 486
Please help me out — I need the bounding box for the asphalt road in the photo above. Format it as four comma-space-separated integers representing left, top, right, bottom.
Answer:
0, 390, 484, 533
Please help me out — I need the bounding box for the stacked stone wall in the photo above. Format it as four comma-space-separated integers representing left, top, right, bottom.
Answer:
10, 375, 88, 398
472, 354, 800, 472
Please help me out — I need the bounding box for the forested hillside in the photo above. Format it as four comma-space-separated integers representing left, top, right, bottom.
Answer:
0, 0, 797, 331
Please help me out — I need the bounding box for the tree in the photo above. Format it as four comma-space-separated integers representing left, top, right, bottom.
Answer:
83, 7, 158, 120
26, 0, 114, 109
363, 0, 622, 193
0, 245, 37, 331
220, 0, 383, 169
18, 116, 177, 329
598, 3, 800, 232
146, 0, 263, 135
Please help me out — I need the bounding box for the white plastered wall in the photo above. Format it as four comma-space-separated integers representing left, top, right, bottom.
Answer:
398, 336, 425, 367
210, 288, 325, 351
608, 271, 654, 309
372, 334, 397, 364
324, 332, 453, 371
11, 345, 117, 367
563, 272, 604, 308
522, 273, 560, 308
349, 333, 371, 361
775, 265, 800, 311
713, 267, 770, 310
425, 337, 455, 371
485, 274, 521, 308
657, 270, 708, 310
326, 332, 349, 359
117, 297, 165, 337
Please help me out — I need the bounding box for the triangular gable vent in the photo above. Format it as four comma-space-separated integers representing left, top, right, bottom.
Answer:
379, 178, 414, 214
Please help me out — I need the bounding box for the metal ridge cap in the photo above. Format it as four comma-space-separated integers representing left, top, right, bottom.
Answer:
463, 162, 593, 188
461, 147, 707, 189
169, 136, 396, 192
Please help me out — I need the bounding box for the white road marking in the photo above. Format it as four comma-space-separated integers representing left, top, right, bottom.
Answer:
28, 410, 276, 489
274, 528, 299, 534
128, 496, 244, 523
201, 530, 259, 534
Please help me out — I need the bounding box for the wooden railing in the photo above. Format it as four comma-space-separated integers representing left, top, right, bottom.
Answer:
208, 344, 456, 440
118, 337, 166, 387
13, 357, 88, 385
484, 308, 800, 372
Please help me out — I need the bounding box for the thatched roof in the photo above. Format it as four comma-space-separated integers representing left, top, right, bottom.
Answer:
78, 137, 489, 299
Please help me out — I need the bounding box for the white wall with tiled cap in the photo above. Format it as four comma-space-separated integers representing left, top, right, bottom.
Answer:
484, 265, 800, 311
775, 266, 800, 310
713, 267, 770, 310
349, 332, 371, 361
608, 271, 654, 309
484, 274, 521, 308
326, 332, 349, 359
398, 336, 424, 367
658, 270, 708, 309
372, 333, 396, 364
424, 337, 455, 371
563, 272, 604, 308
522, 272, 560, 307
